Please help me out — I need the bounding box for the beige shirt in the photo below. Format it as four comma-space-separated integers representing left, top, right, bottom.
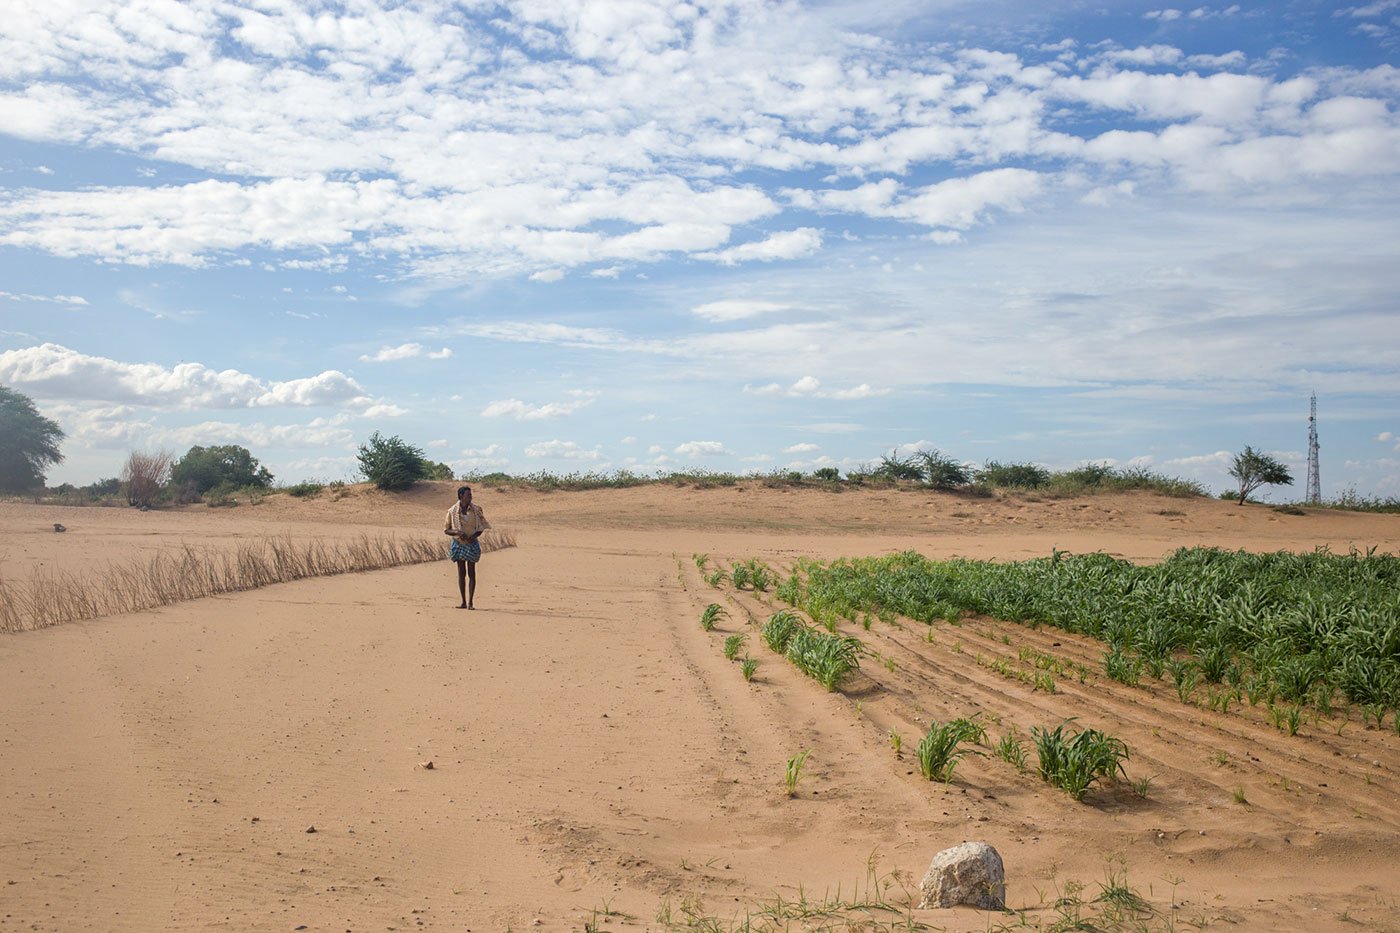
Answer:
445, 501, 490, 540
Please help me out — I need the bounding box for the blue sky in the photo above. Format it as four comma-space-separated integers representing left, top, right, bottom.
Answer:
2, 0, 1398, 498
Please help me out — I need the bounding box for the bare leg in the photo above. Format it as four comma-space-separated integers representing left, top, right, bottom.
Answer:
455, 560, 467, 608
467, 561, 477, 609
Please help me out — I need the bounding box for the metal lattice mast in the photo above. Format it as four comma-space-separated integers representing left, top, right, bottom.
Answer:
1306, 393, 1321, 504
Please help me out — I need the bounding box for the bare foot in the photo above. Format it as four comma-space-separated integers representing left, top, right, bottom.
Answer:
468, 604, 475, 610
457, 602, 468, 609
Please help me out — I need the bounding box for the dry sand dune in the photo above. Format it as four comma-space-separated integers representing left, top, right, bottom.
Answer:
2, 483, 1399, 931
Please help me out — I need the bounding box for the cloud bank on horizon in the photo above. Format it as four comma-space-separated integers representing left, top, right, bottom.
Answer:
1, 0, 1397, 497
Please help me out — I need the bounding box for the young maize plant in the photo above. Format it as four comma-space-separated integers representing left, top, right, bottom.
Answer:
699, 602, 727, 631
773, 547, 1400, 721
1032, 720, 1131, 801
915, 718, 987, 784
723, 633, 748, 660
785, 749, 812, 797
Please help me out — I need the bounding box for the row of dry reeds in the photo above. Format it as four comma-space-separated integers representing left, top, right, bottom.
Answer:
0, 528, 517, 633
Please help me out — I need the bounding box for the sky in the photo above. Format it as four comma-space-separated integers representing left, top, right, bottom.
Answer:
1, 0, 1398, 500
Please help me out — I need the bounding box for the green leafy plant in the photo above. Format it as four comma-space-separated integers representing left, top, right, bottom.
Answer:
994, 730, 1027, 772
915, 717, 986, 783
761, 610, 803, 653
785, 626, 863, 691
1032, 720, 1130, 801
785, 749, 812, 797
699, 602, 726, 631
723, 633, 748, 660
740, 657, 758, 682
357, 432, 429, 490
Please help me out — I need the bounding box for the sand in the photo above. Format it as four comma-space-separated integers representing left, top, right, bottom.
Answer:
2, 482, 1398, 932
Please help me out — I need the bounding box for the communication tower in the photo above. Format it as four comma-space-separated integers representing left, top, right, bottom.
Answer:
1306, 393, 1321, 504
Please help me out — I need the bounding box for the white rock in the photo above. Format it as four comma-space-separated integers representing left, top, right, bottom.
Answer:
918, 841, 1005, 910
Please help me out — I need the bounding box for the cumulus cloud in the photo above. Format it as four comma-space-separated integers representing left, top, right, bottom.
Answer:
784, 442, 820, 453
0, 2, 1394, 279
358, 343, 453, 362
524, 439, 601, 460
696, 228, 823, 265
0, 343, 368, 410
675, 440, 732, 458
480, 395, 595, 420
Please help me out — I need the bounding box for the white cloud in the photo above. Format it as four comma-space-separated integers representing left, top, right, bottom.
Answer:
691, 300, 792, 322
696, 228, 823, 265
0, 290, 87, 305
524, 439, 600, 460
360, 343, 423, 362
784, 443, 820, 453
480, 396, 595, 420
675, 440, 732, 458
359, 343, 454, 362
743, 376, 888, 400
0, 343, 368, 410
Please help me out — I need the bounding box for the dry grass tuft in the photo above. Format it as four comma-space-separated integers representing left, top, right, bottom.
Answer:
0, 528, 517, 633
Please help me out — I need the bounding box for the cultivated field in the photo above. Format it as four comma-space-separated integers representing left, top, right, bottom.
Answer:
1, 483, 1398, 931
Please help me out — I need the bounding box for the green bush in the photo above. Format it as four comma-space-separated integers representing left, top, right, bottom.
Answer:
914, 450, 970, 489
357, 432, 429, 490
171, 445, 273, 495
285, 481, 324, 498
975, 460, 1050, 489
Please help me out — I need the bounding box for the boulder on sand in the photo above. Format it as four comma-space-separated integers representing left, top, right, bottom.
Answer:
918, 841, 1005, 910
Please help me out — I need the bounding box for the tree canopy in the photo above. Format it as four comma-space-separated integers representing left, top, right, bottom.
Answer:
0, 386, 65, 493
1228, 445, 1294, 505
171, 445, 274, 494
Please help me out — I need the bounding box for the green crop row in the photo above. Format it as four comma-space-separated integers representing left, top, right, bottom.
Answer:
774, 546, 1400, 718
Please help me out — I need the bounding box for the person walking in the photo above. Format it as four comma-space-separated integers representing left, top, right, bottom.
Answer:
444, 485, 491, 609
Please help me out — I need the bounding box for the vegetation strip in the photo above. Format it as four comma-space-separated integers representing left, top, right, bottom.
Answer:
0, 530, 515, 632
777, 547, 1400, 720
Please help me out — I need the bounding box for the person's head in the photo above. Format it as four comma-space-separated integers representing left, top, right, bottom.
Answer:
457, 485, 472, 506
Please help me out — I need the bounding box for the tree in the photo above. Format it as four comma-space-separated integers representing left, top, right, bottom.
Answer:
1228, 445, 1293, 505
171, 445, 274, 495
122, 450, 173, 508
357, 432, 429, 490
0, 386, 65, 492
424, 460, 456, 481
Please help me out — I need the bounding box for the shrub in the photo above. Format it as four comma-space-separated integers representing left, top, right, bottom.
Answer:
975, 460, 1050, 489
914, 449, 971, 489
357, 432, 429, 490
286, 481, 324, 498
813, 467, 841, 482
874, 450, 924, 482
122, 450, 173, 508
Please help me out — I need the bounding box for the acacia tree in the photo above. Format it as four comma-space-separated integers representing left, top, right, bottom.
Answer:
0, 386, 65, 492
1228, 446, 1293, 505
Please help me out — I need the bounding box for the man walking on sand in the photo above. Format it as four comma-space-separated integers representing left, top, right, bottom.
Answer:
445, 485, 491, 609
